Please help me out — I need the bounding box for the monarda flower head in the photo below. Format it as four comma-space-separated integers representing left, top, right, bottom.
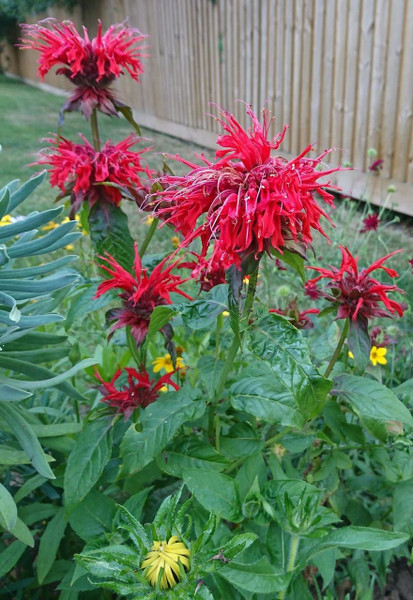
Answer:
34, 134, 152, 217
154, 104, 341, 271
95, 243, 191, 345
95, 367, 179, 419
307, 246, 404, 325
19, 19, 147, 119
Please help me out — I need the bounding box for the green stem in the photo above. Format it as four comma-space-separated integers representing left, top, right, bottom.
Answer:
126, 327, 142, 368
90, 109, 101, 152
215, 312, 224, 360
324, 319, 349, 379
139, 218, 159, 258
209, 266, 260, 441
278, 533, 301, 600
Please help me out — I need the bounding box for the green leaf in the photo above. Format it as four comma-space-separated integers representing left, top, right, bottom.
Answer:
9, 517, 34, 546
14, 474, 47, 503
89, 203, 134, 271
64, 418, 113, 514
0, 482, 17, 531
116, 104, 142, 134
220, 421, 263, 458
0, 540, 26, 578
180, 284, 228, 330
65, 283, 115, 329
183, 468, 241, 522
157, 438, 228, 477
348, 319, 370, 371
0, 187, 10, 220
8, 222, 80, 258
120, 387, 204, 475
0, 384, 32, 402
0, 401, 54, 478
248, 314, 332, 419
123, 488, 152, 522
333, 374, 413, 428
146, 305, 177, 342
300, 526, 409, 566
272, 249, 305, 283
220, 556, 291, 594
393, 479, 413, 534
0, 207, 64, 242
8, 171, 46, 212
230, 363, 305, 427
68, 491, 116, 542
33, 423, 83, 438
0, 357, 96, 390
37, 508, 67, 583
19, 502, 59, 526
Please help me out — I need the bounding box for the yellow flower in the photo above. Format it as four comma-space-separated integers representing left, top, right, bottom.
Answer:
222, 310, 230, 317
141, 536, 190, 589
348, 346, 387, 366
152, 354, 184, 373
171, 235, 180, 248
65, 244, 74, 251
41, 220, 59, 231
146, 216, 154, 225
370, 346, 387, 366
0, 214, 13, 226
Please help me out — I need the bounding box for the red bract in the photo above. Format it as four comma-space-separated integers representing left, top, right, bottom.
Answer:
34, 134, 152, 216
95, 367, 179, 419
269, 301, 319, 329
360, 213, 380, 233
181, 253, 227, 292
153, 104, 340, 270
19, 19, 147, 118
95, 243, 191, 345
307, 246, 404, 323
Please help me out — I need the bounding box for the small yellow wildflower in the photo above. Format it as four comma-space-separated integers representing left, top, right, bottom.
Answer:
65, 244, 74, 251
152, 354, 185, 373
141, 536, 190, 589
348, 346, 387, 366
0, 214, 13, 226
222, 310, 230, 317
171, 235, 180, 248
370, 346, 387, 366
146, 216, 155, 225
41, 220, 59, 231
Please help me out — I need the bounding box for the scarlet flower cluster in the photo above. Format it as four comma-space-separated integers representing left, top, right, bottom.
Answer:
35, 134, 151, 216
307, 246, 404, 324
95, 367, 179, 419
154, 105, 340, 271
95, 244, 191, 345
19, 19, 146, 118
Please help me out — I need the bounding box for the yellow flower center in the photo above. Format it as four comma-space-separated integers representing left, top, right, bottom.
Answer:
141, 535, 190, 589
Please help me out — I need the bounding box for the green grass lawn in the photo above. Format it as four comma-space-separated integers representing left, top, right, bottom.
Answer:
0, 74, 213, 214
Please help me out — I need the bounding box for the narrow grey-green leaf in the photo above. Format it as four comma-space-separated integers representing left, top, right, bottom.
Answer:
37, 508, 67, 583
0, 482, 17, 531
0, 540, 26, 578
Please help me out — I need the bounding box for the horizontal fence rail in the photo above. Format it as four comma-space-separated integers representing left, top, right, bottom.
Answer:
4, 0, 413, 215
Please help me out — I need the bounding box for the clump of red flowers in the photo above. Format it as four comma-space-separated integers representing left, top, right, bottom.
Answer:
95, 367, 179, 419
153, 104, 341, 271
360, 213, 380, 233
95, 243, 191, 345
307, 246, 404, 325
19, 19, 147, 118
34, 134, 152, 216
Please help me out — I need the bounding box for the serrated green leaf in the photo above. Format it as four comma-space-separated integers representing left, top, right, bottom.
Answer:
180, 284, 228, 330
183, 468, 241, 522
120, 387, 204, 475
146, 305, 177, 342
37, 508, 67, 583
68, 491, 116, 541
272, 248, 305, 282
220, 556, 291, 593
348, 319, 370, 371
158, 438, 228, 477
248, 314, 332, 419
65, 283, 115, 329
64, 419, 113, 514
333, 373, 413, 428
89, 203, 134, 271
0, 401, 54, 478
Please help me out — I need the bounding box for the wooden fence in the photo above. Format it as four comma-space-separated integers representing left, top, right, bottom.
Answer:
4, 0, 413, 215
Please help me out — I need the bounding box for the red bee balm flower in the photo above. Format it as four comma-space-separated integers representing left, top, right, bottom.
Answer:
154, 105, 341, 270
95, 367, 179, 419
307, 246, 404, 323
19, 19, 147, 118
35, 134, 151, 216
95, 244, 191, 345
360, 213, 380, 233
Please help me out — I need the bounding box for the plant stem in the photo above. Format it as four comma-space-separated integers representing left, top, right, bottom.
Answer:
126, 327, 142, 368
215, 312, 224, 360
139, 218, 158, 258
208, 266, 260, 442
278, 533, 301, 600
90, 109, 101, 152
324, 319, 349, 379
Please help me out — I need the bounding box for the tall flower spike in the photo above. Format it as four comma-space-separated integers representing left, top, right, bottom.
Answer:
34, 134, 152, 216
95, 243, 191, 345
19, 19, 147, 118
153, 104, 341, 270
307, 246, 404, 324
95, 367, 179, 420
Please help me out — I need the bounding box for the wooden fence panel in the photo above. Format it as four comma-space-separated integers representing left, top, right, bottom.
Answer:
4, 0, 413, 214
